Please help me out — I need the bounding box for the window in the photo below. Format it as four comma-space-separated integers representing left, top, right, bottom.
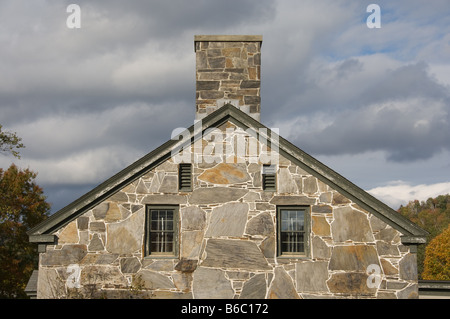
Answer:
145, 206, 179, 257
262, 164, 276, 191
179, 163, 192, 191
277, 206, 310, 257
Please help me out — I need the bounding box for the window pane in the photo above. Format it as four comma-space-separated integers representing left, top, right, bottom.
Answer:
279, 209, 306, 254
165, 233, 174, 252
150, 232, 161, 252
281, 210, 304, 231
147, 208, 177, 254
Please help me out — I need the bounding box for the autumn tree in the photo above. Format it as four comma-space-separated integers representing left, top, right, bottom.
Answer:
0, 125, 24, 159
0, 125, 50, 298
422, 224, 450, 280
0, 164, 51, 298
398, 194, 450, 279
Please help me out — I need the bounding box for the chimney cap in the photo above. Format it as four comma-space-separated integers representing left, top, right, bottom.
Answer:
194, 35, 262, 51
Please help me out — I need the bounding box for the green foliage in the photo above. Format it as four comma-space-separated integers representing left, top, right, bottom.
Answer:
0, 164, 50, 298
0, 125, 25, 159
398, 194, 450, 279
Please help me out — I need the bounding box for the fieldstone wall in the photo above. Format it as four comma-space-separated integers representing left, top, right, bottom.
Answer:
37, 122, 419, 299
195, 35, 262, 121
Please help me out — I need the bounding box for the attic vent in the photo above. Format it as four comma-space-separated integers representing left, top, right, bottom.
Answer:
262, 164, 276, 191
179, 163, 192, 191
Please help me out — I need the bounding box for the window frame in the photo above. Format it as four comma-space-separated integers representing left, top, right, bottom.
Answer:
144, 205, 179, 258
276, 205, 310, 258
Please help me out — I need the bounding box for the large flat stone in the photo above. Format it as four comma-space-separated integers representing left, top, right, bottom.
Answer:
277, 168, 297, 193
198, 163, 250, 184
88, 234, 104, 252
181, 206, 206, 231
181, 230, 203, 259
240, 273, 267, 299
312, 205, 332, 214
58, 221, 79, 244
37, 268, 65, 298
106, 211, 144, 255
267, 267, 300, 299
331, 206, 374, 243
380, 258, 399, 276
312, 216, 331, 236
175, 259, 198, 273
205, 202, 249, 237
376, 241, 400, 256
120, 257, 141, 274
93, 202, 109, 220
189, 187, 248, 204
329, 245, 379, 271
327, 272, 376, 295
104, 203, 123, 223
41, 244, 87, 266
270, 195, 316, 205
399, 253, 418, 281
260, 236, 275, 258
197, 80, 220, 90
134, 270, 175, 290
303, 176, 318, 194
193, 267, 234, 299
311, 236, 331, 259
397, 284, 419, 299
158, 175, 178, 193
296, 261, 329, 292
80, 253, 118, 265
108, 191, 128, 202
202, 239, 271, 270
245, 212, 274, 236
81, 265, 128, 288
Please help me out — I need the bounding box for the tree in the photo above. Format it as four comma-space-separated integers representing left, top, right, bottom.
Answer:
0, 164, 51, 298
422, 224, 450, 280
0, 125, 25, 159
398, 194, 450, 279
1, 124, 50, 297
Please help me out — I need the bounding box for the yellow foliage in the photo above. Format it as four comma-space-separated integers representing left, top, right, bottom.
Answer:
422, 224, 450, 280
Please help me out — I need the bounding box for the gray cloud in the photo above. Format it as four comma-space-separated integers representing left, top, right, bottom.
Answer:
0, 0, 276, 123
282, 60, 450, 162
1, 0, 449, 213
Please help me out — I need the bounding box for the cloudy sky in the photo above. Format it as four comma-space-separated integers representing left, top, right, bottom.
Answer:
1, 0, 449, 213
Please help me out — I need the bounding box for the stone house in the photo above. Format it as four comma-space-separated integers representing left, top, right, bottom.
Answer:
27, 35, 428, 299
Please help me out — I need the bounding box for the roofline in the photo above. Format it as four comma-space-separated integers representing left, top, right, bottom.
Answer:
27, 105, 238, 238
223, 106, 428, 240
28, 104, 428, 244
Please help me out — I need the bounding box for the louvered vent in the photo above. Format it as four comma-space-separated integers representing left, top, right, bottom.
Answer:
179, 163, 192, 191
262, 164, 276, 191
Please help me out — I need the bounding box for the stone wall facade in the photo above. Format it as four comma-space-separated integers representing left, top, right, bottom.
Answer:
195, 35, 262, 121
36, 123, 419, 299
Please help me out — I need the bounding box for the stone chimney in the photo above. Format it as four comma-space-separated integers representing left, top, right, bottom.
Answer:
194, 35, 262, 121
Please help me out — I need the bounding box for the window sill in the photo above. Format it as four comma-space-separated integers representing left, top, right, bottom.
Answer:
143, 255, 179, 260
277, 255, 309, 260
